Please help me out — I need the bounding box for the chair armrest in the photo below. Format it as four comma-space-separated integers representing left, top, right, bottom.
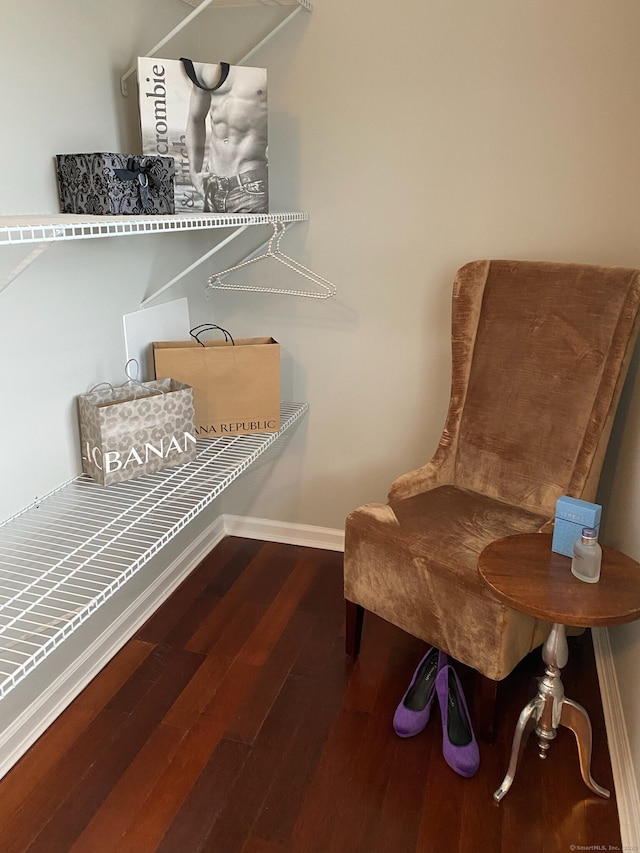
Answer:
388, 459, 447, 502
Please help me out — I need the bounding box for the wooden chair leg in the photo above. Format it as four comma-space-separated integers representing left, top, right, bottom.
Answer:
474, 674, 500, 743
345, 600, 364, 657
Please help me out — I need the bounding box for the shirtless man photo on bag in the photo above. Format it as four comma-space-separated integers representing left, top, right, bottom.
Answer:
184, 59, 268, 214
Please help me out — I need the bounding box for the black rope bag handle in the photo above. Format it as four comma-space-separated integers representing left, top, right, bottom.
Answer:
180, 58, 230, 91
189, 324, 235, 346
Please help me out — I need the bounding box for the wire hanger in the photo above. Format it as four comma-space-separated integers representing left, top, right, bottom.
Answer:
206, 220, 337, 299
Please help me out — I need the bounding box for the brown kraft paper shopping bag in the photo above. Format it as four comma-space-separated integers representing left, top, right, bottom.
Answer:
153, 328, 280, 437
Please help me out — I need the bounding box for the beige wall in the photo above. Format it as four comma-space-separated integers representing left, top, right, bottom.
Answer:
206, 0, 640, 529
1, 0, 639, 803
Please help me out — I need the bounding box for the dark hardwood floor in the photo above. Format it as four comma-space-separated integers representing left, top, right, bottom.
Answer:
0, 537, 622, 852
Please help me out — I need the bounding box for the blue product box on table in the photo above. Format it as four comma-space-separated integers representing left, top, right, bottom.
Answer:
551, 496, 602, 558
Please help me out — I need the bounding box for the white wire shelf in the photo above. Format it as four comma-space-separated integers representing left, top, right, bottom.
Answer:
0, 212, 308, 247
0, 401, 307, 701
181, 0, 311, 7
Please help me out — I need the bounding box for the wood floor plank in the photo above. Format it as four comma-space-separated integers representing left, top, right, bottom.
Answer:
203, 538, 269, 600
289, 553, 352, 682
296, 548, 345, 615
23, 648, 205, 853
414, 738, 465, 853
238, 554, 318, 666
185, 541, 298, 655
0, 704, 96, 820
163, 600, 266, 730
342, 618, 424, 714
241, 543, 307, 606
155, 737, 251, 853
324, 642, 427, 853
200, 670, 329, 852
115, 660, 260, 853
72, 638, 156, 712
0, 638, 157, 820
291, 707, 371, 853
68, 722, 187, 853
289, 604, 344, 681
456, 741, 503, 853
241, 839, 287, 853
225, 608, 313, 745
0, 709, 128, 853
106, 643, 182, 714
250, 640, 353, 847
134, 536, 255, 645
368, 716, 435, 853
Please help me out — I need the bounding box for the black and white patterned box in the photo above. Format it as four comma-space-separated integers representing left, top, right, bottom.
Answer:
56, 152, 175, 215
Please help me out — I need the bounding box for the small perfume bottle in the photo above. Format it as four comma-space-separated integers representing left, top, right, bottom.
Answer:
571, 527, 602, 583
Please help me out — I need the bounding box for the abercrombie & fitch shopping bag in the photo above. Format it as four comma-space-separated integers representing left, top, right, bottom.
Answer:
152, 325, 280, 437
137, 56, 268, 214
78, 378, 197, 486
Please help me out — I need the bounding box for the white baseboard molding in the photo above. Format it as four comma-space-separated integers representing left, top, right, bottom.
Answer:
222, 513, 345, 552
592, 626, 640, 850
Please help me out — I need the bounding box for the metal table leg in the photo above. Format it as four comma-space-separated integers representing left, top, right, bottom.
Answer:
494, 623, 610, 802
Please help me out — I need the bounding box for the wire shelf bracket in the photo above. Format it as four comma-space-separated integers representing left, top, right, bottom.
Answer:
141, 216, 312, 306
141, 222, 253, 307
0, 242, 50, 295
0, 402, 307, 701
120, 0, 312, 96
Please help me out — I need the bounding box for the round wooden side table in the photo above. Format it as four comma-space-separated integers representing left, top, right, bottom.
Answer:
478, 532, 640, 803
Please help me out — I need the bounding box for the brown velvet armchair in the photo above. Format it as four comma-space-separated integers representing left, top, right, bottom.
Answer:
344, 260, 640, 734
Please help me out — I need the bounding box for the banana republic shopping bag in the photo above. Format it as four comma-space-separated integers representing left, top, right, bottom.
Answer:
153, 327, 280, 437
78, 378, 197, 486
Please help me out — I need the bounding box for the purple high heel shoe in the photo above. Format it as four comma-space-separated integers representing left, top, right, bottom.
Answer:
393, 647, 447, 737
435, 664, 480, 777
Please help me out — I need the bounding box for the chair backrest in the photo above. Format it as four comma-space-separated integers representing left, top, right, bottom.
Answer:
447, 260, 640, 516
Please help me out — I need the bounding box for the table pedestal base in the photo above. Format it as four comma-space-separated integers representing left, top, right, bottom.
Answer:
494, 623, 610, 803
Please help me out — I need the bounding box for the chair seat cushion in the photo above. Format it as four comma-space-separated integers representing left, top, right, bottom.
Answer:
390, 485, 550, 586
344, 486, 553, 680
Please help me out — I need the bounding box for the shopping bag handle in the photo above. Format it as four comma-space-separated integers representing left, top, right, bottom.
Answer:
180, 57, 230, 92
86, 359, 165, 400
190, 324, 235, 346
